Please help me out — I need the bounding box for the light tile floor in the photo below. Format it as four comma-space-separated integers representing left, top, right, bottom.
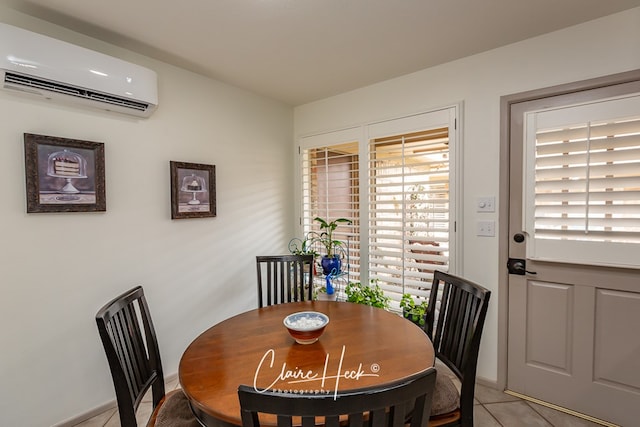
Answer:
73, 379, 607, 427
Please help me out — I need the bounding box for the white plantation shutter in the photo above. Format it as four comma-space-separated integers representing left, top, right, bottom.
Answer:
368, 119, 452, 305
300, 139, 360, 282
524, 94, 640, 268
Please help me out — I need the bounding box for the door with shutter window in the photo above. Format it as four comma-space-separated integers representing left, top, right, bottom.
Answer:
506, 76, 640, 427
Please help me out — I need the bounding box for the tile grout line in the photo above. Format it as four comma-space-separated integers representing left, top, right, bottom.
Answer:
480, 402, 506, 426
102, 408, 115, 427
522, 401, 555, 427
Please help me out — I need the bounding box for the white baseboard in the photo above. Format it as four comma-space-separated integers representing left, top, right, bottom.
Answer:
50, 400, 117, 427
51, 373, 179, 427
476, 375, 499, 390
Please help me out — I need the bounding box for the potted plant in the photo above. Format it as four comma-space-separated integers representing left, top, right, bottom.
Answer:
345, 280, 390, 309
288, 236, 319, 274
400, 293, 428, 327
312, 216, 352, 275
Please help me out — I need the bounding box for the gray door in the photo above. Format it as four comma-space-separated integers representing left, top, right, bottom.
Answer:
506, 75, 640, 427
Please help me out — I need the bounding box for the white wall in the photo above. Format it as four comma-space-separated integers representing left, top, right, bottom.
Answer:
0, 7, 294, 427
294, 8, 640, 384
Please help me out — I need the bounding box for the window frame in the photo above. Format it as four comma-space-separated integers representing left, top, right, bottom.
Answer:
295, 106, 462, 308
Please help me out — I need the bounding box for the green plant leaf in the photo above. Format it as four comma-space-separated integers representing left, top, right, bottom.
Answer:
345, 280, 390, 310
312, 217, 352, 257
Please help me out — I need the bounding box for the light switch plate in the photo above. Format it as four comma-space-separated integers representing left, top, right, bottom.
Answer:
477, 196, 495, 212
476, 220, 495, 237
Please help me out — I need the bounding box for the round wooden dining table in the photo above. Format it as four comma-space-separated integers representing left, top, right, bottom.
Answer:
179, 300, 435, 427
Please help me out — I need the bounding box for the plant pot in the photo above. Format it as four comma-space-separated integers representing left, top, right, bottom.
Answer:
321, 255, 342, 276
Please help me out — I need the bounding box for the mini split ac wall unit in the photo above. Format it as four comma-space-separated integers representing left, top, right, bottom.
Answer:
0, 23, 158, 118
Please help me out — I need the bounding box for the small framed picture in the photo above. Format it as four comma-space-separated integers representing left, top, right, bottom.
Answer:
170, 161, 216, 219
24, 133, 106, 213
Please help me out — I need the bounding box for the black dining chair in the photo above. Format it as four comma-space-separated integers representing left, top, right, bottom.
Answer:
238, 368, 437, 427
255, 254, 314, 308
95, 286, 200, 427
424, 271, 491, 427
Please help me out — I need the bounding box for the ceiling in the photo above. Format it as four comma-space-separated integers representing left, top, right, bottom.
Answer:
5, 0, 640, 106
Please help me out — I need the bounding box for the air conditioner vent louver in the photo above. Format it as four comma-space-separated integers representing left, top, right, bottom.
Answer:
5, 72, 149, 112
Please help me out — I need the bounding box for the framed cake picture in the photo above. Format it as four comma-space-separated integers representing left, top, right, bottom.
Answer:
24, 133, 106, 213
170, 161, 216, 219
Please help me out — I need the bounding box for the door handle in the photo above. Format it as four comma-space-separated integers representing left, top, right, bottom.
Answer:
507, 258, 537, 275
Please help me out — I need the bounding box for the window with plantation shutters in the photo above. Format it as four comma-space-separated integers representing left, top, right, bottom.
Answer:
524, 93, 640, 268
300, 139, 360, 283
366, 108, 457, 307
367, 127, 450, 305
298, 107, 459, 308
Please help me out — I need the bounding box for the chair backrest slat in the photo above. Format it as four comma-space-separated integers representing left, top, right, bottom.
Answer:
122, 304, 149, 400
239, 368, 436, 427
113, 309, 141, 402
256, 255, 314, 308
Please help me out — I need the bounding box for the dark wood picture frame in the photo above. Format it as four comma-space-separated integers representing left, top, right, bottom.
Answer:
24, 133, 106, 213
170, 161, 216, 219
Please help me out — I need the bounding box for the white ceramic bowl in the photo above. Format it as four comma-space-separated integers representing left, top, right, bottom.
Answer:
283, 311, 329, 344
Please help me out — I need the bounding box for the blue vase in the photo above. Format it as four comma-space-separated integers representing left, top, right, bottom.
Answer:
321, 256, 341, 276
325, 275, 334, 295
